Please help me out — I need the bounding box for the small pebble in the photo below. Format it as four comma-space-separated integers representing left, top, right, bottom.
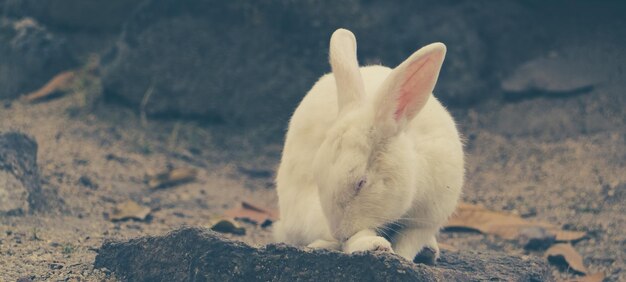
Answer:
49, 262, 64, 270
519, 227, 555, 250
79, 175, 97, 189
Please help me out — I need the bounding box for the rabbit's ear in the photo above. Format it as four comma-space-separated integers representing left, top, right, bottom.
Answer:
373, 43, 446, 135
330, 28, 365, 114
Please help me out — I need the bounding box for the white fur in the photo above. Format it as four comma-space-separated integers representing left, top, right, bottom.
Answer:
273, 28, 464, 262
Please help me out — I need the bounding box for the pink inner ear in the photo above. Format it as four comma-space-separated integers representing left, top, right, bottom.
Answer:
394, 56, 439, 121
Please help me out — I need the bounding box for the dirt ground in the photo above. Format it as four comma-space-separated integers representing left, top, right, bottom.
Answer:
0, 79, 624, 281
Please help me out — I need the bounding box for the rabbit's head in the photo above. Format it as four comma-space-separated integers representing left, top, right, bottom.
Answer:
312, 29, 446, 241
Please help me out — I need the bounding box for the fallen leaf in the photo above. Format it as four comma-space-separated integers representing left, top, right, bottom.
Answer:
209, 218, 246, 235
563, 272, 605, 282
445, 203, 586, 242
445, 203, 548, 239
224, 201, 278, 226
147, 167, 197, 189
545, 243, 587, 275
109, 200, 151, 222
22, 71, 76, 102
437, 242, 457, 252
553, 230, 588, 242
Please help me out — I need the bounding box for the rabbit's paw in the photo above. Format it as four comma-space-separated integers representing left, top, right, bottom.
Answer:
344, 234, 394, 254
307, 239, 341, 251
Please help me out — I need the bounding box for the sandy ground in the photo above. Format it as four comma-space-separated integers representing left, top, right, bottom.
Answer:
0, 80, 624, 281
0, 95, 280, 281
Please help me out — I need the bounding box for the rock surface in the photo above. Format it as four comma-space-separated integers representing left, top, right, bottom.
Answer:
94, 227, 552, 281
0, 132, 48, 214
0, 168, 28, 215
501, 46, 605, 101
101, 0, 357, 129
2, 0, 134, 32
100, 0, 495, 138
0, 17, 75, 99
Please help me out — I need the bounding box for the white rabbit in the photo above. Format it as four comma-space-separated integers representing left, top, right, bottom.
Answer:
273, 28, 464, 263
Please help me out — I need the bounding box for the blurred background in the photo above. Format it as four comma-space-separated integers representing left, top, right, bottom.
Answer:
0, 0, 625, 281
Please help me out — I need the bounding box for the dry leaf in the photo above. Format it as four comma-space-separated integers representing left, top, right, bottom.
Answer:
22, 71, 76, 102
224, 201, 278, 226
553, 230, 588, 242
210, 218, 246, 235
109, 200, 151, 222
563, 272, 605, 282
147, 167, 197, 189
445, 203, 549, 239
445, 203, 586, 242
437, 242, 457, 252
545, 243, 588, 275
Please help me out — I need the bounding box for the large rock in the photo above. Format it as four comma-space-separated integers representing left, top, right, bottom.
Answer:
100, 0, 490, 138
0, 132, 49, 214
0, 167, 28, 215
94, 227, 553, 281
501, 46, 608, 102
2, 0, 135, 32
0, 17, 75, 99
101, 0, 358, 129
363, 1, 489, 105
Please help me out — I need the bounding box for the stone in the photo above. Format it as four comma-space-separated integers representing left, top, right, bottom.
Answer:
0, 17, 75, 99
519, 227, 557, 251
48, 263, 64, 270
101, 1, 352, 134
94, 227, 553, 281
100, 0, 489, 140
501, 48, 603, 101
3, 0, 134, 32
0, 132, 51, 213
376, 2, 488, 105
0, 170, 28, 215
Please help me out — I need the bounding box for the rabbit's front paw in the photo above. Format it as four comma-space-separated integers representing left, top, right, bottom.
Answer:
344, 233, 394, 254
307, 239, 341, 251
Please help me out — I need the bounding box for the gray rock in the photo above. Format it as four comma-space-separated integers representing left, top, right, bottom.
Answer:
604, 182, 626, 205
501, 49, 602, 101
0, 17, 75, 99
373, 2, 488, 105
101, 1, 357, 130
94, 227, 553, 281
474, 36, 626, 140
0, 170, 28, 215
100, 0, 490, 140
3, 0, 134, 32
0, 132, 50, 213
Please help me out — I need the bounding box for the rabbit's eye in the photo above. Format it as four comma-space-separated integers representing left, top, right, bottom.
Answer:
355, 177, 367, 193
